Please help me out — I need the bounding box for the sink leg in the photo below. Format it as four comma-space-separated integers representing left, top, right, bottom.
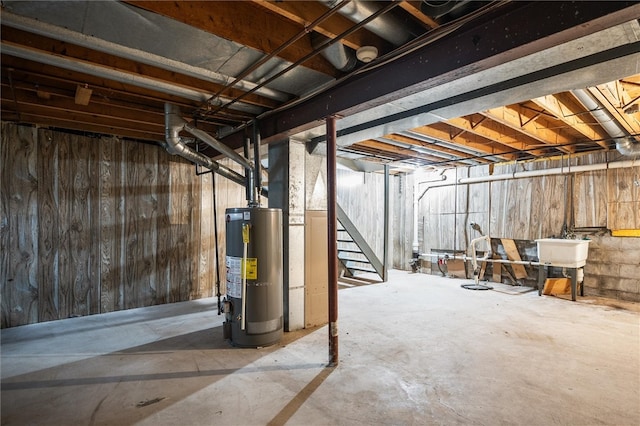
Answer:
570, 268, 578, 301
538, 265, 546, 296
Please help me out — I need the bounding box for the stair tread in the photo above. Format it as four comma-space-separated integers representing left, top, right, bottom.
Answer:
347, 266, 378, 273
339, 256, 371, 263
338, 248, 363, 254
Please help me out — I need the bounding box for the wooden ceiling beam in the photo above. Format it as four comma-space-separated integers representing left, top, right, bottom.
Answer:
588, 82, 640, 141
482, 105, 575, 153
1, 99, 164, 136
1, 84, 162, 127
124, 0, 339, 77
398, 1, 439, 29
348, 144, 453, 169
1, 64, 236, 130
531, 93, 609, 148
250, 0, 392, 53
1, 27, 279, 110
411, 124, 517, 161
2, 60, 188, 110
446, 114, 547, 156
340, 145, 400, 162
1, 55, 254, 125
357, 139, 470, 167
619, 75, 640, 112
1, 110, 163, 141
383, 133, 492, 164
1, 54, 198, 108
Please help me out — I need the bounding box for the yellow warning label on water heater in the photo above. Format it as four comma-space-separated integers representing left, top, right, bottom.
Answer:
242, 258, 257, 280
242, 223, 250, 243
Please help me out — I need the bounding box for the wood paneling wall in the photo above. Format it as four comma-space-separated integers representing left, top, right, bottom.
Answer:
391, 173, 414, 270
336, 168, 386, 261
0, 123, 239, 328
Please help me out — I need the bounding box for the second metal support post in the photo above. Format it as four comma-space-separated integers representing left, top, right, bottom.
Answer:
326, 116, 339, 367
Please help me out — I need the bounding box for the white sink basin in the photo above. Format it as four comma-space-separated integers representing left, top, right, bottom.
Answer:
535, 238, 590, 268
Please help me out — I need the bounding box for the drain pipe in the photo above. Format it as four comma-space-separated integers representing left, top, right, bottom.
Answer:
164, 103, 247, 186
571, 89, 640, 156
412, 177, 420, 260
411, 172, 448, 271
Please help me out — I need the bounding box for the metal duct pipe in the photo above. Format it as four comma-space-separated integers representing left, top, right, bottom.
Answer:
164, 103, 246, 186
244, 137, 257, 206
1, 41, 263, 115
421, 0, 474, 20
253, 120, 262, 203
571, 89, 640, 156
182, 122, 254, 170
1, 11, 289, 103
615, 137, 640, 156
310, 32, 357, 72
321, 0, 417, 46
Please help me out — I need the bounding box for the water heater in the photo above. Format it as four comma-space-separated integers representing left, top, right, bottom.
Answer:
223, 207, 283, 347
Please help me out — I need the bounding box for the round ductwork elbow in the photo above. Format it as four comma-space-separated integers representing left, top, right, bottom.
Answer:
616, 137, 640, 156
310, 32, 357, 72
421, 0, 475, 21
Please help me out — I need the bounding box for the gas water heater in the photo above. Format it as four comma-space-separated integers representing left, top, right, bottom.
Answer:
223, 207, 283, 347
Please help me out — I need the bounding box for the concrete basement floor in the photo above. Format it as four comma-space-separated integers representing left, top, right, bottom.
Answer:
2, 270, 639, 426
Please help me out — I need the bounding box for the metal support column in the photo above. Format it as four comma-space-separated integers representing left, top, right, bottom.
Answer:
327, 116, 339, 367
383, 164, 390, 282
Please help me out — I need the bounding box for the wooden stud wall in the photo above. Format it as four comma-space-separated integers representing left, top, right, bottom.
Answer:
0, 122, 238, 328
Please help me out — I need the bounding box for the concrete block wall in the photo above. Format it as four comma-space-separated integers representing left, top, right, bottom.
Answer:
583, 235, 640, 302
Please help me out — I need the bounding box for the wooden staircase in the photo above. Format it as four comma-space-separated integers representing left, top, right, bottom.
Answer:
337, 204, 386, 282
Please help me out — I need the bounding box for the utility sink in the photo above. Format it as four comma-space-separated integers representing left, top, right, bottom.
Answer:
535, 238, 590, 268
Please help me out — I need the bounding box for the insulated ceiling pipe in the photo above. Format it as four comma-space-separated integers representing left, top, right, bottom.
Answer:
571, 88, 640, 156
164, 103, 246, 186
